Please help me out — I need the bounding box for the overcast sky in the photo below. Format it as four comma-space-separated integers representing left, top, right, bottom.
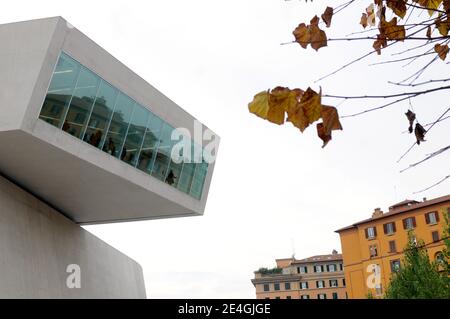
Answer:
3, 0, 449, 298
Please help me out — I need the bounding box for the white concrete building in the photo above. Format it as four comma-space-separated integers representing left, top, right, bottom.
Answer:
0, 17, 219, 298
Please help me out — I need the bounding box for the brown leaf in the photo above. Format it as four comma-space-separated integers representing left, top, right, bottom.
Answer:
321, 7, 334, 28
387, 0, 407, 19
380, 17, 405, 41
405, 110, 416, 133
435, 43, 449, 60
310, 25, 328, 51
373, 34, 387, 55
360, 13, 368, 29
426, 26, 432, 38
317, 105, 342, 148
288, 87, 322, 132
435, 16, 450, 36
293, 23, 310, 49
414, 123, 426, 145
317, 123, 332, 148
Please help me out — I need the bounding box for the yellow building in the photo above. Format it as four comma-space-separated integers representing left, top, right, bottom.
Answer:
252, 251, 347, 299
336, 195, 450, 298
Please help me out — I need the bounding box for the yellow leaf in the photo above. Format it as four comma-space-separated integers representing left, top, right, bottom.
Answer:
321, 7, 334, 28
435, 43, 449, 60
248, 90, 270, 120
416, 0, 444, 16
435, 16, 450, 36
298, 87, 322, 127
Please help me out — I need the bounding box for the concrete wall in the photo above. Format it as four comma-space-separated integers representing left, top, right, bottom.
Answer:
0, 175, 146, 298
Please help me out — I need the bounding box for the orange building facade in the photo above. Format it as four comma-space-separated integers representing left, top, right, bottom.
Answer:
336, 195, 450, 299
252, 251, 347, 299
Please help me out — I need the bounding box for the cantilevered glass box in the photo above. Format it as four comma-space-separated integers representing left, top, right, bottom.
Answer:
0, 17, 219, 224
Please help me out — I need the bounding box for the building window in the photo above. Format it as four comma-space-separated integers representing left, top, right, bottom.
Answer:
274, 283, 280, 291
264, 297, 270, 300
403, 217, 416, 230
432, 231, 440, 242
38, 52, 208, 200
332, 292, 338, 299
314, 265, 323, 273
275, 296, 280, 299
263, 284, 270, 292
329, 280, 338, 287
300, 282, 309, 289
339, 263, 343, 271
342, 278, 346, 287
301, 295, 310, 299
317, 294, 327, 299
388, 240, 397, 253
327, 264, 336, 272
425, 211, 439, 225
365, 226, 377, 239
285, 282, 291, 290
369, 244, 378, 258
316, 280, 325, 289
383, 222, 396, 235
297, 266, 308, 274
390, 259, 401, 272
435, 252, 445, 264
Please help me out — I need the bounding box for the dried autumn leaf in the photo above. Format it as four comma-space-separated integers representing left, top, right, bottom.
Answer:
373, 34, 387, 55
317, 123, 332, 148
414, 123, 426, 145
293, 23, 310, 49
366, 4, 376, 26
248, 90, 285, 125
380, 17, 406, 41
288, 87, 322, 132
269, 87, 301, 120
310, 24, 328, 51
387, 0, 407, 19
435, 16, 450, 36
426, 26, 432, 38
435, 43, 449, 60
321, 105, 343, 134
416, 0, 444, 16
360, 13, 368, 29
405, 110, 416, 133
444, 0, 450, 12
321, 7, 334, 28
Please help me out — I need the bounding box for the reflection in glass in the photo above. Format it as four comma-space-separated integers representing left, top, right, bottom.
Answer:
190, 161, 208, 199
83, 80, 118, 149
151, 123, 173, 182
62, 67, 100, 138
38, 52, 209, 199
136, 115, 162, 173
103, 93, 135, 158
120, 104, 149, 166
39, 53, 80, 128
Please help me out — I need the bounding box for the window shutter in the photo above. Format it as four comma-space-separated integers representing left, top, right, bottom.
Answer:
364, 228, 369, 238
392, 222, 396, 232
326, 265, 329, 272
373, 227, 377, 236
402, 219, 407, 229
435, 211, 440, 222
412, 217, 416, 227
425, 213, 430, 224
383, 223, 387, 234
305, 266, 308, 274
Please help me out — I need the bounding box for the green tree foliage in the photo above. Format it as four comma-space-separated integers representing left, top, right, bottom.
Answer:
384, 229, 450, 299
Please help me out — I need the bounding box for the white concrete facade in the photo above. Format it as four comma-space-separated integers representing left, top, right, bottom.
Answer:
0, 174, 146, 298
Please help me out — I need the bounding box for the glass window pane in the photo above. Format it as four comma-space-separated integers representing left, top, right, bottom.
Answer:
83, 80, 118, 149
178, 162, 195, 193
136, 115, 163, 174
120, 104, 149, 166
62, 67, 100, 138
190, 160, 208, 199
151, 123, 173, 181
103, 93, 135, 158
39, 53, 81, 128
